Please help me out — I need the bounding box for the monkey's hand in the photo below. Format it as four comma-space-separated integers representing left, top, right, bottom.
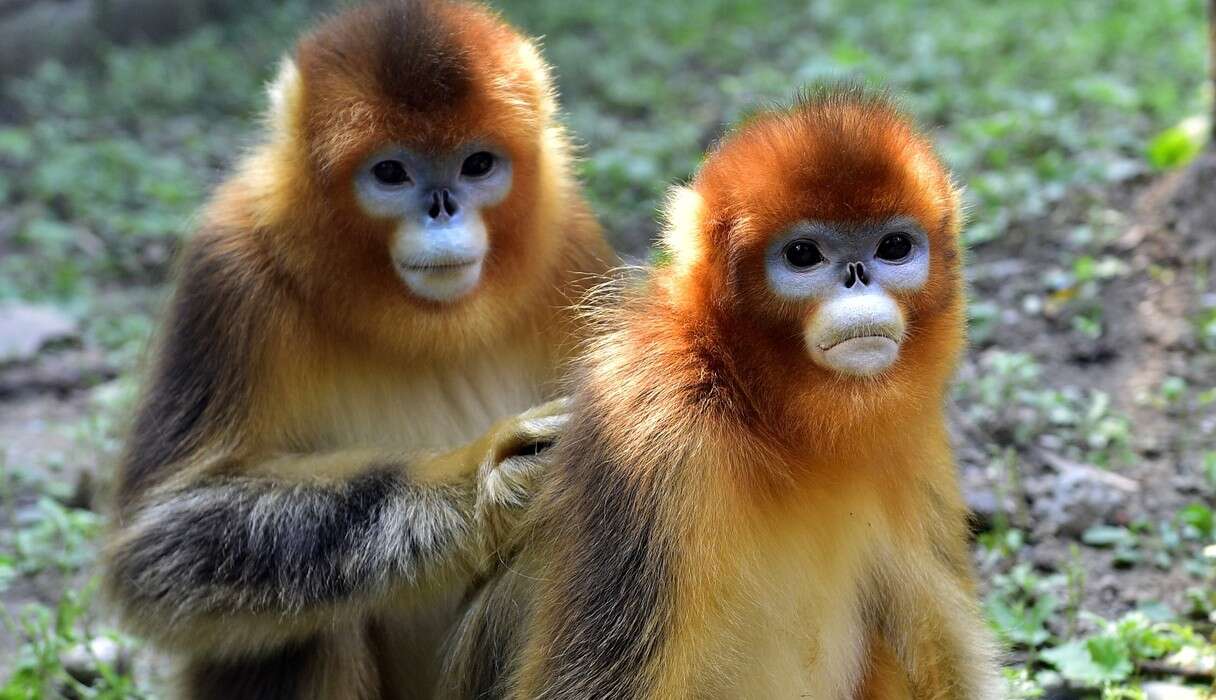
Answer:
472, 397, 570, 568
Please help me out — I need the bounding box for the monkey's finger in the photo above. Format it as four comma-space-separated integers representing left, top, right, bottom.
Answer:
490, 413, 571, 463
517, 412, 569, 443
516, 396, 573, 421
480, 454, 543, 506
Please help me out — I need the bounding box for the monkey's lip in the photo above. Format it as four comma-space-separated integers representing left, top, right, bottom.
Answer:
814, 335, 901, 377
399, 257, 482, 272
816, 329, 901, 352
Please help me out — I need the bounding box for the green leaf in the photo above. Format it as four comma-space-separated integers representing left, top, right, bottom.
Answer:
0, 128, 34, 161
1081, 525, 1134, 548
0, 559, 14, 593
1042, 637, 1132, 686
1085, 636, 1133, 678
1179, 503, 1214, 540
1135, 600, 1175, 623
985, 591, 1055, 647
1145, 116, 1209, 170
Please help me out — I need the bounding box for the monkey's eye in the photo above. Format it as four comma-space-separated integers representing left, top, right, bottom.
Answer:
782, 240, 825, 269
461, 151, 496, 178
876, 233, 913, 262
372, 160, 410, 186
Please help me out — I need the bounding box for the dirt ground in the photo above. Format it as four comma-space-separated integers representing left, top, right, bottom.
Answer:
958, 152, 1216, 621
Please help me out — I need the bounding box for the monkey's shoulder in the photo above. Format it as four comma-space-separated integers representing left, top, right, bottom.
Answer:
119, 231, 275, 506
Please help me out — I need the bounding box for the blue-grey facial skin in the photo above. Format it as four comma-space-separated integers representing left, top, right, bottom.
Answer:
764, 217, 931, 376
354, 143, 513, 303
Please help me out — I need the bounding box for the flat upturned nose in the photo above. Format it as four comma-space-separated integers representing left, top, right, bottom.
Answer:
427, 189, 460, 220
843, 261, 870, 288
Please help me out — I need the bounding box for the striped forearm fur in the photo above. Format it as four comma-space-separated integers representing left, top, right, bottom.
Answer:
106, 467, 472, 629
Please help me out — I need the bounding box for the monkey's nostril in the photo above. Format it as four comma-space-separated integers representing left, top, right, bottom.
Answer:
442, 189, 459, 216
428, 191, 443, 219
843, 262, 870, 288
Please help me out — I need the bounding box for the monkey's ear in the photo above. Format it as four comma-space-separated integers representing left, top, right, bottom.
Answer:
265, 56, 306, 144
514, 39, 557, 124
660, 186, 707, 280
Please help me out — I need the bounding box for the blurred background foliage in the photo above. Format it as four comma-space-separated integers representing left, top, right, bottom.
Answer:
0, 0, 1209, 303
0, 0, 1213, 697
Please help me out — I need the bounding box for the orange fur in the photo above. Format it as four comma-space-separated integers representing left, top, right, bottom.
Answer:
213, 1, 597, 363
665, 92, 965, 469
102, 2, 614, 698
459, 88, 999, 699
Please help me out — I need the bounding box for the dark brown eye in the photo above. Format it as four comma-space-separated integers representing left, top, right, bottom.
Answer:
782, 240, 824, 269
461, 151, 495, 178
372, 160, 410, 185
876, 233, 913, 261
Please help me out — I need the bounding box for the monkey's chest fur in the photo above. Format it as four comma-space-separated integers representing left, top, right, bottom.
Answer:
277, 339, 557, 456
250, 336, 558, 698
683, 485, 896, 698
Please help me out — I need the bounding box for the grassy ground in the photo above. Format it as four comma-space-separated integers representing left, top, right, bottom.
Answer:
0, 0, 1213, 696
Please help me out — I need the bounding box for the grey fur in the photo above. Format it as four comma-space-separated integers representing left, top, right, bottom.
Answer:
107, 468, 472, 625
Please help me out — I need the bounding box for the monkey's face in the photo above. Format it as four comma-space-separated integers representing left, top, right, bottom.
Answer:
354, 143, 514, 303
763, 217, 929, 377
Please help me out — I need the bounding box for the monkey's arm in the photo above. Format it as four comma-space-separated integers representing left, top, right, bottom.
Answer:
103, 237, 564, 653
867, 479, 1001, 700
506, 412, 683, 700
104, 403, 563, 655
878, 571, 1000, 700
106, 456, 465, 650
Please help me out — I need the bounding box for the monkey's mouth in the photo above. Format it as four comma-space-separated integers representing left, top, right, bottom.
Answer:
817, 336, 900, 378
393, 255, 485, 303
809, 325, 903, 378
815, 326, 902, 353
401, 257, 481, 273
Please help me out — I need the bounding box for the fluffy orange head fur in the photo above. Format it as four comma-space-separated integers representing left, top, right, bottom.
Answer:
209, 0, 583, 360
659, 88, 965, 451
